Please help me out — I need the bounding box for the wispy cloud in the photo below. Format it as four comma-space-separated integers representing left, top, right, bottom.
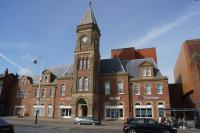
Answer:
133, 9, 200, 48
0, 52, 32, 75
0, 41, 33, 50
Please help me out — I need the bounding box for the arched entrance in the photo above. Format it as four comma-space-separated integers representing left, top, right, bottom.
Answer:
76, 98, 88, 117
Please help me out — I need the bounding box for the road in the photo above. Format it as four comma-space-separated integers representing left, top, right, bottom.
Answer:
1, 117, 200, 133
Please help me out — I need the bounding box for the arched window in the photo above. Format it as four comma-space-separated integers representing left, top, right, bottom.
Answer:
60, 84, 65, 96
86, 58, 90, 69
84, 78, 88, 91
104, 81, 110, 95
145, 83, 151, 95
83, 58, 86, 70
157, 83, 163, 94
78, 78, 83, 91
158, 102, 165, 117
117, 81, 123, 94
48, 104, 53, 117
79, 59, 83, 70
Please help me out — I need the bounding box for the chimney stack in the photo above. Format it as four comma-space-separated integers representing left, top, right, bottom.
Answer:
4, 68, 8, 76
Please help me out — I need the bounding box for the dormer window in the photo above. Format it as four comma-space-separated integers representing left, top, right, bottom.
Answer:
42, 75, 49, 83
21, 78, 27, 85
142, 67, 152, 77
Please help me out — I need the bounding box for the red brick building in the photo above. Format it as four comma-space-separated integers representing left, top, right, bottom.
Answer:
0, 69, 18, 115
5, 5, 170, 121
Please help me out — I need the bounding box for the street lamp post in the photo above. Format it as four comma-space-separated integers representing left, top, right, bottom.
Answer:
33, 58, 42, 124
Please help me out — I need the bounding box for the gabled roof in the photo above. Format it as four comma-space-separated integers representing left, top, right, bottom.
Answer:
121, 58, 161, 78
32, 64, 74, 84
100, 58, 162, 78
79, 5, 97, 25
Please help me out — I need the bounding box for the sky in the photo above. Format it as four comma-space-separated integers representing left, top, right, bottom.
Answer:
0, 0, 200, 83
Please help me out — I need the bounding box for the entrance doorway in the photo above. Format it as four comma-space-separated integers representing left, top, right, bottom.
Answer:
76, 98, 88, 117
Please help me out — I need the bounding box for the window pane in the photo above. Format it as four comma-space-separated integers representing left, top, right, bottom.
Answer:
78, 78, 83, 91
117, 81, 123, 93
145, 84, 151, 94
105, 81, 110, 95
60, 85, 65, 96
141, 108, 146, 117
133, 84, 140, 95
119, 109, 123, 117
106, 109, 110, 117
136, 108, 140, 117
84, 78, 88, 91
157, 84, 163, 94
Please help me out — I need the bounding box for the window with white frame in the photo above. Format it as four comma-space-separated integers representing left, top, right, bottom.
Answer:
49, 88, 54, 97
60, 84, 65, 96
78, 78, 83, 91
133, 84, 140, 95
158, 102, 165, 117
83, 58, 86, 70
117, 81, 123, 94
48, 104, 53, 117
35, 89, 40, 97
134, 102, 152, 118
104, 81, 110, 95
42, 89, 46, 97
42, 75, 49, 83
33, 104, 45, 116
79, 59, 83, 70
17, 90, 27, 98
145, 83, 151, 95
146, 67, 152, 76
105, 106, 123, 119
157, 83, 163, 94
84, 78, 88, 91
142, 67, 152, 77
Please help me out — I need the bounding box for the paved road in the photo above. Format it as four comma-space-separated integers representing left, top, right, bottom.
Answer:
1, 117, 200, 133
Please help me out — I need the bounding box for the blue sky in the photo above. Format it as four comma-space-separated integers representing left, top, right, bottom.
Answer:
0, 0, 200, 83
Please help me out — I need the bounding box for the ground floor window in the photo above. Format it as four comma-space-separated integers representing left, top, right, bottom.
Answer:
158, 102, 165, 117
33, 105, 45, 116
14, 106, 25, 116
59, 104, 72, 118
105, 106, 123, 119
48, 105, 53, 117
134, 103, 152, 118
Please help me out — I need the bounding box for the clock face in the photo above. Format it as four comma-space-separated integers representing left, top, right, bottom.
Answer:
81, 36, 88, 43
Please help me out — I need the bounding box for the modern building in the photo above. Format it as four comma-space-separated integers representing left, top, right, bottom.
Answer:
174, 39, 200, 110
6, 4, 170, 120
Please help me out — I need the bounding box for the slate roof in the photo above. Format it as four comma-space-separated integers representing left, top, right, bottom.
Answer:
32, 64, 73, 84
100, 58, 125, 73
80, 5, 97, 25
24, 57, 163, 84
100, 58, 162, 78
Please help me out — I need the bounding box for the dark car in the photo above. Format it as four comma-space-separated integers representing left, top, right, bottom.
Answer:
123, 118, 177, 133
74, 116, 101, 125
0, 119, 14, 133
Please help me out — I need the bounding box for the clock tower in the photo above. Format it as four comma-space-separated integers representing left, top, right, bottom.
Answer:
71, 3, 101, 119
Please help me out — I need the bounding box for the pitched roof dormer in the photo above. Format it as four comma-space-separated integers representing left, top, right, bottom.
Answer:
20, 76, 33, 86
41, 70, 52, 84
139, 61, 154, 78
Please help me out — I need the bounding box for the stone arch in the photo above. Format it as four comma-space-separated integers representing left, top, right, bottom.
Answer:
74, 97, 90, 117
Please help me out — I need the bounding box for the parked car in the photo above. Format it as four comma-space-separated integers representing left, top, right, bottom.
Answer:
74, 116, 101, 125
0, 118, 14, 133
123, 118, 177, 133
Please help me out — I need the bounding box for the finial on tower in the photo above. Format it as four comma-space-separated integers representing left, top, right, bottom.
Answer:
89, 1, 92, 8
